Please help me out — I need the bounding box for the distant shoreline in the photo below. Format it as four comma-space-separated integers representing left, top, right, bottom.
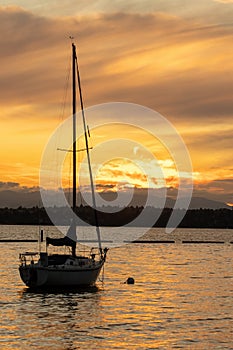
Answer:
0, 206, 232, 229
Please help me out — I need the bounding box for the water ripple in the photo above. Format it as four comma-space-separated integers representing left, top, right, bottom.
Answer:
0, 227, 232, 349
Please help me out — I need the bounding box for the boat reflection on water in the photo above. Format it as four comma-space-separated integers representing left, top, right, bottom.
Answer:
20, 284, 100, 295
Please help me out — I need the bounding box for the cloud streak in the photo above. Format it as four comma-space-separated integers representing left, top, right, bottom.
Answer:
0, 9, 232, 119
0, 6, 232, 204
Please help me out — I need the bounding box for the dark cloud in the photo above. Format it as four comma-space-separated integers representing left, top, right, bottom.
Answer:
3, 0, 233, 25
0, 181, 19, 189
185, 130, 233, 151
96, 183, 115, 190
0, 7, 232, 118
0, 181, 40, 192
213, 178, 233, 183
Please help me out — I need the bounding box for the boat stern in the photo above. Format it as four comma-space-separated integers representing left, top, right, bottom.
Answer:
19, 252, 48, 287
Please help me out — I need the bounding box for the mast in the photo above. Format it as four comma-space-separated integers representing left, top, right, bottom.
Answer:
71, 43, 77, 256
72, 43, 77, 211
75, 44, 103, 254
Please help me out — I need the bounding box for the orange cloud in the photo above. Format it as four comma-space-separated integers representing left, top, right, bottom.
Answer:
0, 7, 232, 203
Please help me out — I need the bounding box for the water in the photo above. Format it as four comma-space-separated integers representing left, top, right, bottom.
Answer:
0, 226, 232, 349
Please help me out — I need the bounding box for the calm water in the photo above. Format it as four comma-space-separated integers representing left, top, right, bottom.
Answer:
0, 226, 232, 349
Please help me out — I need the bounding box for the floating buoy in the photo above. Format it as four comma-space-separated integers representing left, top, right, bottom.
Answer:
126, 277, 135, 284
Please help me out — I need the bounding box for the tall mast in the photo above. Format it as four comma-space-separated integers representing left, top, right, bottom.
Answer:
72, 43, 77, 211
75, 44, 102, 254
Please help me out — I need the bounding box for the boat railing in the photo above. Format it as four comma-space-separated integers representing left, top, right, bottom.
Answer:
75, 247, 102, 259
19, 252, 39, 266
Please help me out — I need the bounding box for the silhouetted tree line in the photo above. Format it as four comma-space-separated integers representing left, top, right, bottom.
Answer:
0, 206, 232, 228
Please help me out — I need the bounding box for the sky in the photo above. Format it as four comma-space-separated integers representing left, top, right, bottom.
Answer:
0, 0, 232, 207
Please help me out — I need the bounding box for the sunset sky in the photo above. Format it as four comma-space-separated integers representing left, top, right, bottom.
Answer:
0, 0, 232, 206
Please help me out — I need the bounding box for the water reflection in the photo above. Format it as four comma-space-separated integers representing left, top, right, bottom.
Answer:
0, 228, 232, 349
20, 284, 100, 296
17, 286, 103, 349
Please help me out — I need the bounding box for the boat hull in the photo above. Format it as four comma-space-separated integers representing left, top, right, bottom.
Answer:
19, 262, 104, 288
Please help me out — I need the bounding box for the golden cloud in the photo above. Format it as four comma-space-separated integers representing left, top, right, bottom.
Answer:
0, 7, 232, 200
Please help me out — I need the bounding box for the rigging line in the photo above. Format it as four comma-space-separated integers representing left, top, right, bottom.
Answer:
77, 126, 84, 209
99, 263, 105, 284
68, 151, 72, 207
53, 54, 71, 194
59, 57, 71, 122
75, 46, 102, 254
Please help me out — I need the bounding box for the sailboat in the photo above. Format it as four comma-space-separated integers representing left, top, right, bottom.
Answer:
19, 42, 108, 288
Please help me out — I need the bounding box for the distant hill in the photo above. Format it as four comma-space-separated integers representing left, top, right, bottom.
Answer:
188, 197, 230, 209
165, 196, 230, 210
0, 190, 41, 208
0, 189, 230, 210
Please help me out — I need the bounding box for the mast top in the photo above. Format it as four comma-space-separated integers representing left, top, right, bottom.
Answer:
69, 36, 76, 49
